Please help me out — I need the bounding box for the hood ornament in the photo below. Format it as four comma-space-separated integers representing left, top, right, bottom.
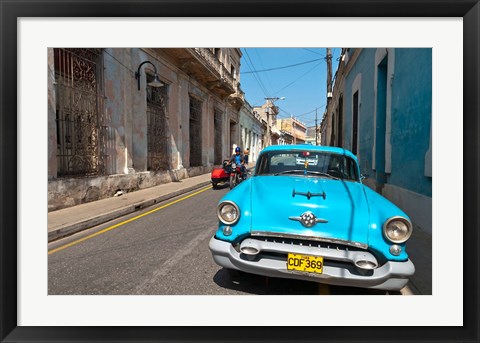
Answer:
289, 211, 328, 227
292, 189, 326, 200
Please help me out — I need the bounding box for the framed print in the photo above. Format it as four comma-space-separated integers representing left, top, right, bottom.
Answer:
2, 0, 479, 342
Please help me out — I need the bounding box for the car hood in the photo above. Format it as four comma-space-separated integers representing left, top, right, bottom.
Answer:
250, 176, 370, 245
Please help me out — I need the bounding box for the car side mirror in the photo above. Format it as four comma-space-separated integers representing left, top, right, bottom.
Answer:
360, 174, 368, 182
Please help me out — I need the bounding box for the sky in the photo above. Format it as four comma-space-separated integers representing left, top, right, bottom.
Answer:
239, 48, 341, 129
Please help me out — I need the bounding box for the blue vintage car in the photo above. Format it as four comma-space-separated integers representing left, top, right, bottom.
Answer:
209, 144, 415, 291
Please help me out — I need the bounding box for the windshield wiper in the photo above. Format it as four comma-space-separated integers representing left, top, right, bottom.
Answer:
274, 170, 339, 180
274, 169, 305, 176
307, 171, 340, 180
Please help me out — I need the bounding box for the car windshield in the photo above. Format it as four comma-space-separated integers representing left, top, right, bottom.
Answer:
255, 150, 359, 182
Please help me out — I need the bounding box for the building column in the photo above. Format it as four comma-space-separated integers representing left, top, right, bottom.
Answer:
47, 48, 57, 179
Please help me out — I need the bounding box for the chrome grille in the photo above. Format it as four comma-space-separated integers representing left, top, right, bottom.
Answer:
254, 236, 364, 253
243, 236, 384, 271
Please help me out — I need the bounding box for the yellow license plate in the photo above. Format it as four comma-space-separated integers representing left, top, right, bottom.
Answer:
287, 253, 323, 274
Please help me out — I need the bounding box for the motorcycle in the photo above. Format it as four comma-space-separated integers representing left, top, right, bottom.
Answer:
210, 160, 231, 189
229, 162, 244, 189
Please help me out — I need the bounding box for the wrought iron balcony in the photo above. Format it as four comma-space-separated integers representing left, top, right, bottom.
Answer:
228, 87, 245, 111
157, 48, 239, 98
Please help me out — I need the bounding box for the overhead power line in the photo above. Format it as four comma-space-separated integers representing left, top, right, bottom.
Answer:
242, 48, 271, 98
276, 103, 327, 121
273, 61, 323, 95
243, 58, 323, 74
303, 48, 325, 57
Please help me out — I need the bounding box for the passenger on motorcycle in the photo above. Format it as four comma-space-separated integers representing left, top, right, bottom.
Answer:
229, 147, 246, 179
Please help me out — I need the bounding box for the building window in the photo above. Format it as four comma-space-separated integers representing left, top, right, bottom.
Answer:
337, 95, 343, 147
352, 91, 359, 155
330, 112, 335, 146
54, 48, 109, 177
189, 96, 203, 167
231, 65, 236, 79
375, 56, 388, 183
147, 83, 169, 171
214, 109, 223, 165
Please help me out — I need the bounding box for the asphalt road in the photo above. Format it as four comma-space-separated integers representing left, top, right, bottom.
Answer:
48, 185, 400, 295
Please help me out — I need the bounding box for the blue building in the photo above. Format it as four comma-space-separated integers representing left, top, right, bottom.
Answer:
321, 48, 432, 234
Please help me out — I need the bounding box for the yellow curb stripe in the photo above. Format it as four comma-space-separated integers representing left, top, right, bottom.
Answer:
48, 185, 212, 255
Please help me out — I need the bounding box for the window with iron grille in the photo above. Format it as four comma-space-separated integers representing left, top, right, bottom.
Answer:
147, 84, 169, 171
54, 48, 109, 177
214, 109, 223, 165
189, 97, 203, 167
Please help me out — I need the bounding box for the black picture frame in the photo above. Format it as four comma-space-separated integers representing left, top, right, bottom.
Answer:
1, 1, 478, 342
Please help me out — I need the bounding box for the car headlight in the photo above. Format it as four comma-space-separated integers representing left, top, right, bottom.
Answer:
383, 216, 413, 243
217, 201, 240, 225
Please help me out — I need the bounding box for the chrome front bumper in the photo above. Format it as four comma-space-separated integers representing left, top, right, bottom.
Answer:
209, 236, 415, 291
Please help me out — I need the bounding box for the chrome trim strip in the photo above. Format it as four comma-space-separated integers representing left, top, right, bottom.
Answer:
250, 231, 368, 250
289, 216, 328, 224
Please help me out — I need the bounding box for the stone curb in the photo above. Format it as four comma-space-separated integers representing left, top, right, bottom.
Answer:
48, 180, 212, 242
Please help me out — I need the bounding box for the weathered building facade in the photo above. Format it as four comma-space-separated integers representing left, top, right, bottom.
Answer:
305, 126, 318, 145
253, 102, 281, 148
322, 48, 432, 234
239, 101, 264, 163
276, 117, 307, 144
48, 48, 243, 211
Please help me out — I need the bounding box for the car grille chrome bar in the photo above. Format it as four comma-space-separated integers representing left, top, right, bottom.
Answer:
250, 231, 368, 250
240, 237, 378, 269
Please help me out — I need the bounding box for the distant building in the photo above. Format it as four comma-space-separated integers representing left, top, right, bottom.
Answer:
323, 48, 432, 234
276, 117, 307, 144
253, 102, 280, 148
48, 48, 243, 210
305, 126, 318, 145
239, 102, 264, 163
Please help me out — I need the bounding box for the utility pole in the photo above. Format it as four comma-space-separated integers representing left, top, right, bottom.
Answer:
326, 48, 333, 146
265, 100, 272, 147
315, 108, 318, 145
326, 48, 333, 107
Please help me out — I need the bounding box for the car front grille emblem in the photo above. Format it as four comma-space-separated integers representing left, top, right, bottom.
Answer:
289, 211, 328, 227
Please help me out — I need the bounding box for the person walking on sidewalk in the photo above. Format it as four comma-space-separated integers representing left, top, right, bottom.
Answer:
243, 147, 250, 165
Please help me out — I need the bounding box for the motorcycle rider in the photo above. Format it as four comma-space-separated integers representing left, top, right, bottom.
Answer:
229, 146, 246, 179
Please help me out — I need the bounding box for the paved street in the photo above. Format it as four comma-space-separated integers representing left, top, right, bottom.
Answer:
45, 47, 432, 298
48, 185, 408, 295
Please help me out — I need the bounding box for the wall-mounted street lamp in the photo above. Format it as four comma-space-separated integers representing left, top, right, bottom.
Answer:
135, 61, 164, 91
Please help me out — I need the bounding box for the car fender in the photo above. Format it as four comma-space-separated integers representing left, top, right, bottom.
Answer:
214, 179, 253, 243
363, 185, 412, 261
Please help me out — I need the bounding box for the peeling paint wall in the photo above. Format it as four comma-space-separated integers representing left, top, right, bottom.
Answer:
388, 49, 432, 197
48, 48, 241, 211
47, 48, 57, 179
239, 102, 263, 163
340, 48, 432, 232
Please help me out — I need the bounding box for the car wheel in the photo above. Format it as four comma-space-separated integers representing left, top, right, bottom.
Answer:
212, 182, 217, 189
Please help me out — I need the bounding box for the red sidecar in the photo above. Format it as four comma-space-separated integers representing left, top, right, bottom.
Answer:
211, 160, 231, 189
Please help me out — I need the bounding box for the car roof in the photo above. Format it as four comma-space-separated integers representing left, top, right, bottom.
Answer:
260, 144, 358, 161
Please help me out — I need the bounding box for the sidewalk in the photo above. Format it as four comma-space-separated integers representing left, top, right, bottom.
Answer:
402, 225, 432, 295
49, 163, 256, 242
48, 172, 213, 242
